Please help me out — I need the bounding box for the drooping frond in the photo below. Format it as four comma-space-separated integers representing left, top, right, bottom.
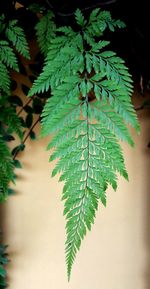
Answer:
28, 31, 82, 96
5, 19, 30, 59
0, 16, 29, 94
0, 106, 23, 139
0, 137, 14, 201
87, 8, 126, 35
0, 62, 10, 94
0, 243, 9, 288
0, 15, 29, 202
0, 15, 5, 33
35, 11, 56, 56
0, 40, 19, 71
29, 8, 140, 280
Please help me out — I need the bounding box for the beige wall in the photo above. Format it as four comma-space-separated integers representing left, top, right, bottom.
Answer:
1, 92, 150, 289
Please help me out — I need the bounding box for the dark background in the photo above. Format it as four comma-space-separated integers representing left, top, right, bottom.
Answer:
1, 0, 150, 83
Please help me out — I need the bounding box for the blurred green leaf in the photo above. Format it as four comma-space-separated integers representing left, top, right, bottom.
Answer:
11, 143, 25, 156
25, 113, 33, 128
33, 98, 43, 114
19, 117, 26, 128
13, 159, 22, 168
8, 188, 15, 195
9, 95, 23, 106
21, 84, 30, 96
0, 265, 6, 278
24, 105, 33, 113
29, 130, 36, 140
2, 134, 15, 142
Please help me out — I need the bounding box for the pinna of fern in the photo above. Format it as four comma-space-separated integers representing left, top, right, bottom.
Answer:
29, 8, 140, 280
0, 13, 30, 201
0, 242, 9, 288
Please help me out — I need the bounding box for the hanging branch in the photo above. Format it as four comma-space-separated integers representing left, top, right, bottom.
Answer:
17, 96, 34, 116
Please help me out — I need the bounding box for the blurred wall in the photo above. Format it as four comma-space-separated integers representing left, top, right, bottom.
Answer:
1, 91, 150, 289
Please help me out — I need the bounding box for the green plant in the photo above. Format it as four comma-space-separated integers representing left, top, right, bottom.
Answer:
0, 12, 30, 287
29, 8, 139, 279
0, 4, 139, 283
0, 243, 9, 288
0, 13, 30, 201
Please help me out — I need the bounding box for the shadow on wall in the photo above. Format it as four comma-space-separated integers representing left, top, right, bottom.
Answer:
134, 88, 150, 288
142, 106, 150, 289
145, 157, 150, 289
0, 85, 150, 289
0, 204, 5, 237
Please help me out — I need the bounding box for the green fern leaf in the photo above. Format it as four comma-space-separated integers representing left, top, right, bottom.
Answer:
87, 8, 125, 38
89, 8, 101, 22
65, 188, 98, 280
0, 243, 9, 288
5, 20, 30, 59
0, 137, 14, 201
57, 26, 75, 37
29, 34, 83, 96
0, 40, 19, 71
0, 62, 10, 93
0, 14, 5, 33
35, 11, 56, 56
0, 106, 23, 139
29, 8, 139, 280
75, 9, 86, 27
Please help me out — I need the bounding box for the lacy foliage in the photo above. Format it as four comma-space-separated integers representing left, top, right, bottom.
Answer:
30, 8, 139, 279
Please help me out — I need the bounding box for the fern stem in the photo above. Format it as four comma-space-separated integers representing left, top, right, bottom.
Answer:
85, 93, 90, 189
17, 96, 34, 116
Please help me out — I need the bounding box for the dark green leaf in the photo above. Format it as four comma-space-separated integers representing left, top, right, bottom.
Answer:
19, 117, 26, 128
0, 265, 6, 278
10, 80, 17, 91
11, 143, 25, 156
24, 105, 33, 113
9, 95, 23, 107
8, 188, 15, 195
2, 134, 15, 142
29, 130, 36, 140
32, 98, 43, 114
13, 159, 22, 168
21, 84, 30, 95
25, 113, 33, 128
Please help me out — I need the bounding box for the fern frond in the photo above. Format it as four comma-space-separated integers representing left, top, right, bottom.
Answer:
65, 188, 98, 280
29, 35, 83, 96
86, 8, 125, 38
0, 14, 5, 33
0, 137, 14, 201
0, 40, 19, 71
91, 101, 134, 145
89, 49, 140, 132
29, 8, 139, 279
0, 106, 23, 139
99, 51, 133, 94
75, 9, 86, 27
5, 19, 30, 59
35, 11, 56, 56
0, 243, 9, 288
89, 8, 101, 22
0, 62, 10, 94
57, 26, 75, 37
